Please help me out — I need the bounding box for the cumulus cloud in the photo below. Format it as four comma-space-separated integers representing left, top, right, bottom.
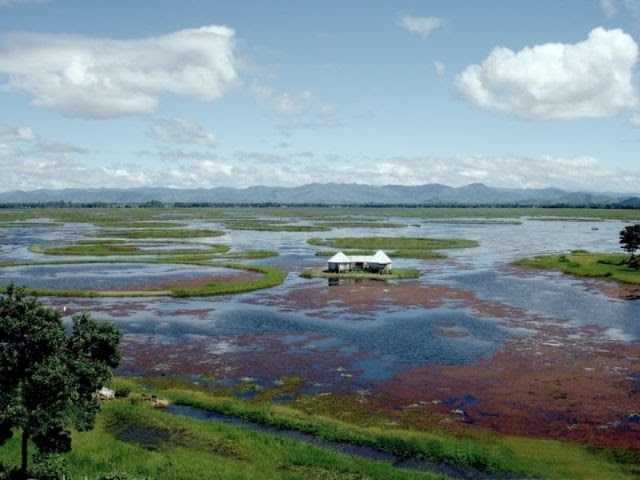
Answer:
455, 27, 639, 120
146, 118, 216, 147
398, 15, 443, 38
434, 61, 446, 78
0, 25, 238, 119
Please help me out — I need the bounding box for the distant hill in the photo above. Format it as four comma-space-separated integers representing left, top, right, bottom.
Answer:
0, 183, 634, 206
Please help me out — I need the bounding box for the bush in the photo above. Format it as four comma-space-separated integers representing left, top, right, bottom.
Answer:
30, 453, 68, 480
98, 473, 150, 480
115, 386, 131, 398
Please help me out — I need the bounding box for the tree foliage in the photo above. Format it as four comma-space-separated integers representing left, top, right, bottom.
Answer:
0, 286, 120, 478
620, 224, 640, 269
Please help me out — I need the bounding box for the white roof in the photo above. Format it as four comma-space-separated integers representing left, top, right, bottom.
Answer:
371, 250, 392, 263
327, 250, 392, 264
328, 251, 350, 263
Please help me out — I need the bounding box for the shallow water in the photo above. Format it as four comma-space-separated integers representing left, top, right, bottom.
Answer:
1, 217, 638, 387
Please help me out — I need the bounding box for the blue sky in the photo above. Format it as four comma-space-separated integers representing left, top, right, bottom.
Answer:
0, 0, 639, 192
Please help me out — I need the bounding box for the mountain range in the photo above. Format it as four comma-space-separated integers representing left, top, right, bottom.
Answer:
0, 183, 638, 206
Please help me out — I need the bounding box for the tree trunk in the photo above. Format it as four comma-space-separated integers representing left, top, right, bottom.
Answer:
20, 429, 29, 478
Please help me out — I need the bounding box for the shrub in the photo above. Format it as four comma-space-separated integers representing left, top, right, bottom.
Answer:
30, 453, 68, 480
115, 386, 131, 398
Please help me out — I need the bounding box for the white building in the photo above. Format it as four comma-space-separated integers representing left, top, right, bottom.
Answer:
327, 250, 392, 273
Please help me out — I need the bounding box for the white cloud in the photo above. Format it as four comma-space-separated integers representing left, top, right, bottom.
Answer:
455, 27, 639, 120
600, 0, 618, 17
252, 84, 341, 133
146, 118, 216, 147
630, 111, 640, 127
600, 0, 640, 19
398, 15, 443, 38
0, 25, 238, 119
2, 143, 639, 193
434, 61, 446, 78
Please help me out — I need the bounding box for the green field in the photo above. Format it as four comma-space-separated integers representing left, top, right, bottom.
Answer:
2, 206, 640, 226
515, 251, 640, 285
308, 236, 478, 260
97, 228, 225, 239
308, 237, 479, 250
30, 242, 231, 257
1, 378, 636, 480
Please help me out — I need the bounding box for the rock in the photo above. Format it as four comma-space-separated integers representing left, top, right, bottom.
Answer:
98, 387, 115, 401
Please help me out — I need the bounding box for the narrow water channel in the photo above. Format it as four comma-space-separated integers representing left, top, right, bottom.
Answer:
166, 404, 517, 480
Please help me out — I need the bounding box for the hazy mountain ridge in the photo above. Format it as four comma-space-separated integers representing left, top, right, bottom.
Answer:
0, 183, 635, 205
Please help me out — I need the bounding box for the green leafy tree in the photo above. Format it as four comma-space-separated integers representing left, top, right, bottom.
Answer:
620, 224, 640, 269
0, 285, 120, 478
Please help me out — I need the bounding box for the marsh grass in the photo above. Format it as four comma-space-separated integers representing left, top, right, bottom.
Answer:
300, 267, 420, 280
31, 242, 230, 257
308, 236, 477, 260
154, 387, 639, 480
0, 260, 287, 298
97, 228, 225, 239
514, 251, 640, 285
308, 237, 479, 250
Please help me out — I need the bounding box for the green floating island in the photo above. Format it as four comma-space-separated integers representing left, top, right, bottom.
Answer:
313, 221, 409, 229
223, 220, 331, 232
0, 260, 286, 298
97, 228, 225, 239
515, 251, 640, 285
308, 236, 478, 260
30, 242, 230, 257
300, 267, 420, 280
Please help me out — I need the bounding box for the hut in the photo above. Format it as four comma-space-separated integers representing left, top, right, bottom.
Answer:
327, 250, 392, 274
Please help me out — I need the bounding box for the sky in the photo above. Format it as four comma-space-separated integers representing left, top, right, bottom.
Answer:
0, 0, 639, 193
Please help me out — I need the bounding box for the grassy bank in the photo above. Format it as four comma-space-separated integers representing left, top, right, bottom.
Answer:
514, 251, 640, 285
107, 380, 640, 479
30, 242, 231, 257
97, 228, 225, 239
308, 236, 478, 260
0, 377, 638, 479
0, 261, 287, 298
314, 221, 410, 229
308, 237, 478, 250
300, 267, 420, 280
0, 400, 431, 480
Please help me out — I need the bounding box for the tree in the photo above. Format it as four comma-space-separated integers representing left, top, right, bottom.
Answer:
620, 224, 640, 269
0, 286, 121, 478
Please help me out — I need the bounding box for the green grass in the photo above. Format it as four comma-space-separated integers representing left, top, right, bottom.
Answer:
93, 221, 184, 228
514, 251, 640, 285
151, 385, 639, 480
0, 261, 287, 298
308, 237, 479, 250
0, 378, 638, 479
0, 399, 433, 480
171, 264, 287, 297
97, 228, 225, 239
30, 242, 230, 257
300, 267, 420, 280
223, 220, 332, 232
308, 237, 477, 260
314, 222, 409, 229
